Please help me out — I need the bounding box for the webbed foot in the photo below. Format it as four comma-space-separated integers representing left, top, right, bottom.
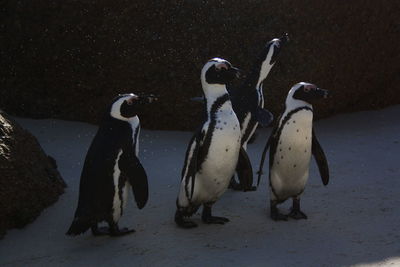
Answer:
175, 210, 198, 228
91, 225, 110, 236
288, 209, 308, 220
289, 198, 307, 219
270, 202, 288, 221
202, 205, 229, 225
202, 216, 230, 224
271, 211, 289, 221
110, 227, 136, 236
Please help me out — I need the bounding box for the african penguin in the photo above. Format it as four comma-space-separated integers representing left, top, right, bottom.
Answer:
175, 58, 246, 228
228, 34, 289, 191
257, 82, 330, 221
66, 93, 157, 236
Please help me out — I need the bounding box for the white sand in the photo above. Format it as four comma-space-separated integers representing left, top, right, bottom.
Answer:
1, 106, 399, 267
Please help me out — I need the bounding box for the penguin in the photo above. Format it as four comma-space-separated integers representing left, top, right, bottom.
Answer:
66, 93, 157, 236
257, 82, 330, 221
228, 34, 289, 191
175, 58, 246, 228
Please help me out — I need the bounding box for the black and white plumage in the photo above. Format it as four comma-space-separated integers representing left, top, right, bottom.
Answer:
175, 58, 246, 228
228, 34, 289, 191
257, 82, 330, 221
66, 93, 156, 236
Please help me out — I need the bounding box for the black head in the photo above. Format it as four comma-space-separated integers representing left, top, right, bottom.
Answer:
259, 33, 289, 65
110, 93, 158, 121
202, 58, 242, 85
291, 82, 329, 104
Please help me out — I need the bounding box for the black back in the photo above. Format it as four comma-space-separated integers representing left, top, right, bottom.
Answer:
229, 36, 288, 144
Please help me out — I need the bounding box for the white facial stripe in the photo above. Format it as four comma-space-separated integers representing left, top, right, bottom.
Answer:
110, 94, 137, 121
256, 45, 275, 89
280, 83, 314, 128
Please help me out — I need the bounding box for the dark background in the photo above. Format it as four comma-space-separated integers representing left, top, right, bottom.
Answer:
1, 0, 399, 130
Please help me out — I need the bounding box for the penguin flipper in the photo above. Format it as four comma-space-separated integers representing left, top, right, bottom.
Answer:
312, 130, 329, 185
255, 107, 274, 127
182, 129, 205, 199
257, 133, 274, 187
236, 147, 254, 191
120, 151, 149, 209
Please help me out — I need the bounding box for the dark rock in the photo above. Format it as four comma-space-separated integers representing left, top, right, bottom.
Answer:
0, 1, 399, 130
0, 112, 65, 239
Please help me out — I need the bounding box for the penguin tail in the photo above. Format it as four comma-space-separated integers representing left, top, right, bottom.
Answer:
66, 217, 91, 236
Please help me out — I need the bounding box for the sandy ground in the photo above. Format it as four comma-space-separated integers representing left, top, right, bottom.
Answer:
1, 106, 400, 267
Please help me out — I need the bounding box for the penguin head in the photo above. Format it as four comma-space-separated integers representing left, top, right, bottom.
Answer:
201, 58, 242, 86
109, 93, 157, 121
288, 82, 329, 106
260, 33, 289, 66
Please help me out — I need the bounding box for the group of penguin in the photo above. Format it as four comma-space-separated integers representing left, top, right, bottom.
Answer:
66, 34, 330, 237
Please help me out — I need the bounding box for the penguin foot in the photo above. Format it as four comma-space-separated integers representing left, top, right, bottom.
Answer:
110, 227, 136, 236
202, 216, 230, 225
288, 209, 308, 220
201, 205, 229, 224
289, 198, 307, 219
271, 212, 288, 221
175, 210, 198, 228
91, 226, 111, 236
228, 178, 242, 190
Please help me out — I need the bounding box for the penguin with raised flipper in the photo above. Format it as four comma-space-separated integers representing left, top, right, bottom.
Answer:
175, 58, 247, 228
257, 82, 329, 221
66, 93, 157, 236
228, 34, 289, 191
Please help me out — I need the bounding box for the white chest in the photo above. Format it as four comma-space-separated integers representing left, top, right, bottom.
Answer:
272, 110, 313, 179
197, 106, 241, 201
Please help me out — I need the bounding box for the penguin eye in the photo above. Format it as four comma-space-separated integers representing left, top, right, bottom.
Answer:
126, 95, 139, 105
304, 87, 311, 92
215, 63, 228, 71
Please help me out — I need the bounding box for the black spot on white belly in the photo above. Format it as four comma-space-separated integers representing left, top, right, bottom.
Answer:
293, 164, 297, 168
226, 148, 229, 152
218, 120, 221, 123
224, 122, 227, 125
297, 129, 299, 132
281, 156, 284, 159
305, 137, 308, 140
293, 120, 296, 123
304, 149, 307, 153
288, 147, 291, 150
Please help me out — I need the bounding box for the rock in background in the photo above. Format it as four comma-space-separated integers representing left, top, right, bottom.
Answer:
0, 0, 399, 130
0, 112, 65, 238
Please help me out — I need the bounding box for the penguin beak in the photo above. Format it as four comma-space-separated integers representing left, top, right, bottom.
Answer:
233, 67, 245, 79
317, 88, 330, 99
279, 33, 289, 44
138, 94, 158, 104
126, 95, 139, 105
